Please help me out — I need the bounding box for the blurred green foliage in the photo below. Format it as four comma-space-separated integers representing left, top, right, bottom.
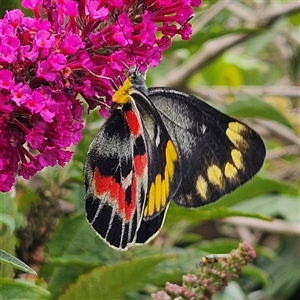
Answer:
1, 1, 299, 300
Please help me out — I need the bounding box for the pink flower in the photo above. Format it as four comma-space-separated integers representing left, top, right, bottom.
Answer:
48, 53, 67, 71
37, 60, 57, 81
88, 1, 109, 20
22, 0, 42, 9
11, 84, 32, 106
0, 173, 16, 192
25, 126, 44, 149
0, 70, 14, 90
34, 30, 55, 49
24, 90, 46, 114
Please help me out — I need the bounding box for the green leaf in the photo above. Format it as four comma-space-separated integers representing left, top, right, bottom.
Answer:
289, 11, 300, 26
198, 238, 243, 254
225, 93, 294, 130
214, 281, 246, 300
166, 201, 271, 227
242, 264, 271, 287
44, 213, 118, 265
200, 56, 245, 86
41, 212, 119, 298
163, 176, 296, 239
0, 249, 36, 275
0, 192, 14, 215
149, 248, 202, 286
210, 176, 298, 208
0, 1, 24, 18
59, 255, 171, 300
0, 213, 15, 236
232, 194, 300, 222
0, 192, 19, 278
290, 44, 300, 82
263, 238, 300, 299
0, 278, 50, 300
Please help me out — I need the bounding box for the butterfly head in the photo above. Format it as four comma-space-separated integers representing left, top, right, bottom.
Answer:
127, 66, 148, 94
112, 66, 148, 104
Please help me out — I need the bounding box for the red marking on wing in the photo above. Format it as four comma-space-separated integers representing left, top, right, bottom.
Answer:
93, 167, 136, 222
126, 110, 140, 136
110, 179, 120, 200
94, 169, 113, 195
118, 187, 126, 214
134, 154, 147, 177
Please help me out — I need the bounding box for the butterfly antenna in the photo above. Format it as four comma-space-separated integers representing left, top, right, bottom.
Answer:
119, 60, 130, 72
83, 66, 118, 91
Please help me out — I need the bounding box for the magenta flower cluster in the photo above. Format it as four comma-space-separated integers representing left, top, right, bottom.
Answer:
0, 0, 201, 192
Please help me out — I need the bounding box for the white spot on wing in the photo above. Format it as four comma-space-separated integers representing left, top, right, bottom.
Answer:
155, 126, 161, 147
199, 124, 207, 134
121, 171, 133, 189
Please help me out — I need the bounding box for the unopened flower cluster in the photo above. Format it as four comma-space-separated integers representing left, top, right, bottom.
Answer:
152, 242, 256, 300
0, 0, 201, 192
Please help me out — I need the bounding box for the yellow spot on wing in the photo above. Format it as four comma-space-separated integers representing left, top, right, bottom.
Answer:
165, 150, 175, 178
165, 140, 177, 179
164, 168, 169, 197
196, 175, 208, 200
155, 174, 162, 212
226, 129, 244, 149
144, 140, 177, 217
161, 179, 166, 206
229, 122, 247, 133
167, 140, 178, 161
231, 149, 243, 170
224, 162, 238, 179
112, 78, 132, 104
207, 165, 223, 187
226, 122, 248, 149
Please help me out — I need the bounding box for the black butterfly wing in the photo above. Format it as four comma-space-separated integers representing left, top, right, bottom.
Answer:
84, 102, 148, 250
148, 87, 266, 207
130, 90, 182, 244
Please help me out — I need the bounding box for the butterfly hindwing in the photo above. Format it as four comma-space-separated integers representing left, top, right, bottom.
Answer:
148, 87, 266, 207
84, 102, 148, 250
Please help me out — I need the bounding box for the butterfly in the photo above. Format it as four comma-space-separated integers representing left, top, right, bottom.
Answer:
84, 67, 266, 250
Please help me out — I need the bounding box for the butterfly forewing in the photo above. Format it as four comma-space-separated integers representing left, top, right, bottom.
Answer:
148, 87, 266, 207
128, 89, 181, 244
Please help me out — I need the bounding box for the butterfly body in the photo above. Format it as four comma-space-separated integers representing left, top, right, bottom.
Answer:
84, 69, 266, 250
